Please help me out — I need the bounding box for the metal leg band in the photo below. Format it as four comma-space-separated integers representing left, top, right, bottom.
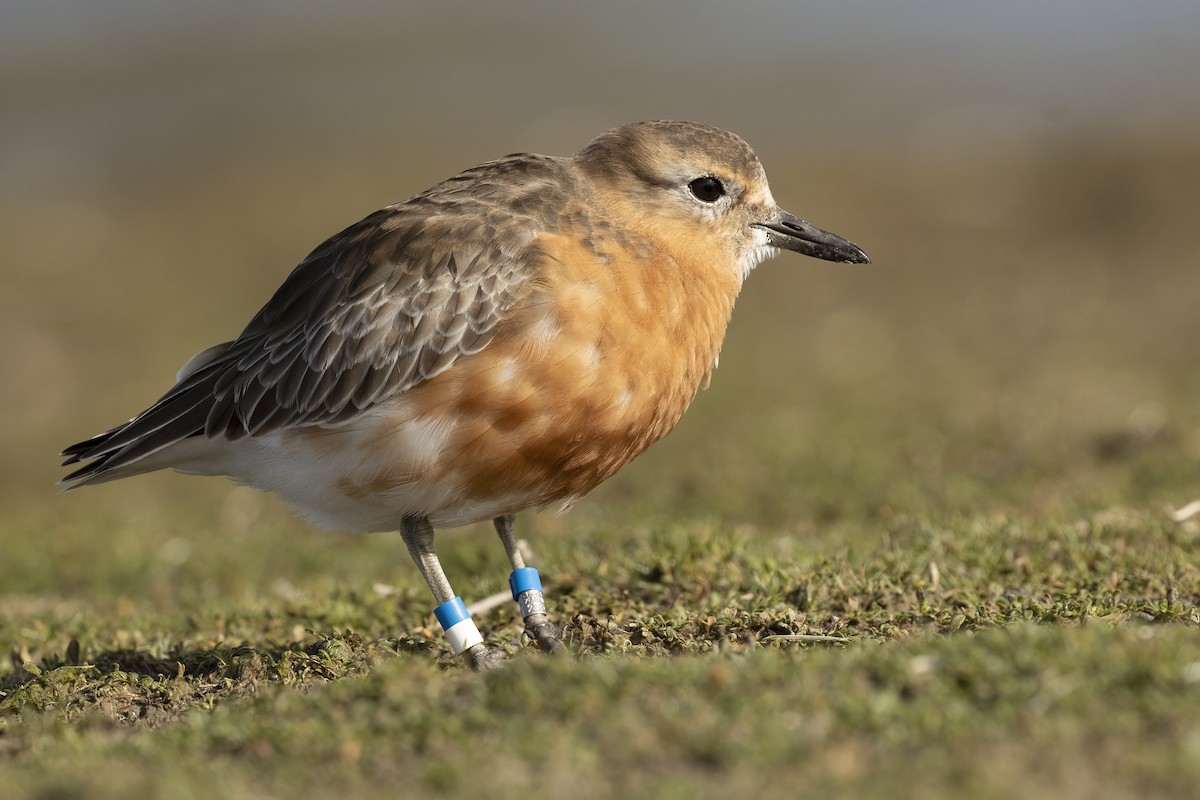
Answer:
509, 567, 547, 620
517, 588, 547, 620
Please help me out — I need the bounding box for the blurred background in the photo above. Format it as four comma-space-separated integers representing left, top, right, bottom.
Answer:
4, 0, 1200, 561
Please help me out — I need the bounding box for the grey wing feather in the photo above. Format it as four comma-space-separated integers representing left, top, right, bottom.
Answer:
60, 172, 553, 485
216, 210, 530, 434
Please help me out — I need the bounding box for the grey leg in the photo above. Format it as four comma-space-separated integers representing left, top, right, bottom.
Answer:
400, 516, 502, 671
494, 514, 564, 654
494, 513, 526, 571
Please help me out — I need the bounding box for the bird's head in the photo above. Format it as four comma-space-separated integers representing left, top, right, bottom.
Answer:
575, 120, 870, 281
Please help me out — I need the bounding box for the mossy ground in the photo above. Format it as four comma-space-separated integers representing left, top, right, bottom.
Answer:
3, 126, 1200, 799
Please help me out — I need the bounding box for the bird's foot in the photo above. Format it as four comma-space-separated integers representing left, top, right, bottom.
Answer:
524, 612, 566, 655
465, 642, 505, 672
508, 568, 563, 654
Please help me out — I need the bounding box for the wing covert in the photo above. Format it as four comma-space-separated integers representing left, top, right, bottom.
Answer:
208, 206, 536, 437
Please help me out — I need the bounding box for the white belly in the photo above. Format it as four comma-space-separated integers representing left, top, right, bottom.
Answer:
158, 409, 548, 532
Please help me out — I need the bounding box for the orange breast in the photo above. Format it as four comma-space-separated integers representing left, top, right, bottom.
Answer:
343, 225, 743, 518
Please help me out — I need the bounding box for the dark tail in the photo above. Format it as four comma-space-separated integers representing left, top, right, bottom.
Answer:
59, 345, 234, 489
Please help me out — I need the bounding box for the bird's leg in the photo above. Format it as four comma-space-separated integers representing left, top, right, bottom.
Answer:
494, 514, 564, 654
400, 515, 502, 671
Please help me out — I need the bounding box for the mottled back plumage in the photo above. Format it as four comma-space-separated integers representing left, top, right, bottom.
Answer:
62, 154, 580, 484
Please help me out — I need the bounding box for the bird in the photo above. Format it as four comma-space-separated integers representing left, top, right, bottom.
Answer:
60, 121, 870, 670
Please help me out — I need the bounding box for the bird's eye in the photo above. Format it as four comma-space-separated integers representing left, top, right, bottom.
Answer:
688, 176, 725, 203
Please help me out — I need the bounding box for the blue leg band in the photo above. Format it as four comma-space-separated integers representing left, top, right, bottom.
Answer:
433, 596, 483, 655
509, 568, 547, 620
434, 596, 471, 629
508, 567, 543, 599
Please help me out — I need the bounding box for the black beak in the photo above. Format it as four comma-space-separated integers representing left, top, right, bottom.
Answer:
753, 211, 870, 264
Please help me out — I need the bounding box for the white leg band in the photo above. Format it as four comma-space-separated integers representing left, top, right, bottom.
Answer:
443, 617, 484, 656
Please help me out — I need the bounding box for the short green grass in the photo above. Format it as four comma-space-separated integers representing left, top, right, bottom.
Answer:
3, 513, 1199, 799
3, 135, 1200, 799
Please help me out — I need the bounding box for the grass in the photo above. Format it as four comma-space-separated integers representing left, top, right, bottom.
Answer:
3, 129, 1200, 798
2, 516, 1199, 799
